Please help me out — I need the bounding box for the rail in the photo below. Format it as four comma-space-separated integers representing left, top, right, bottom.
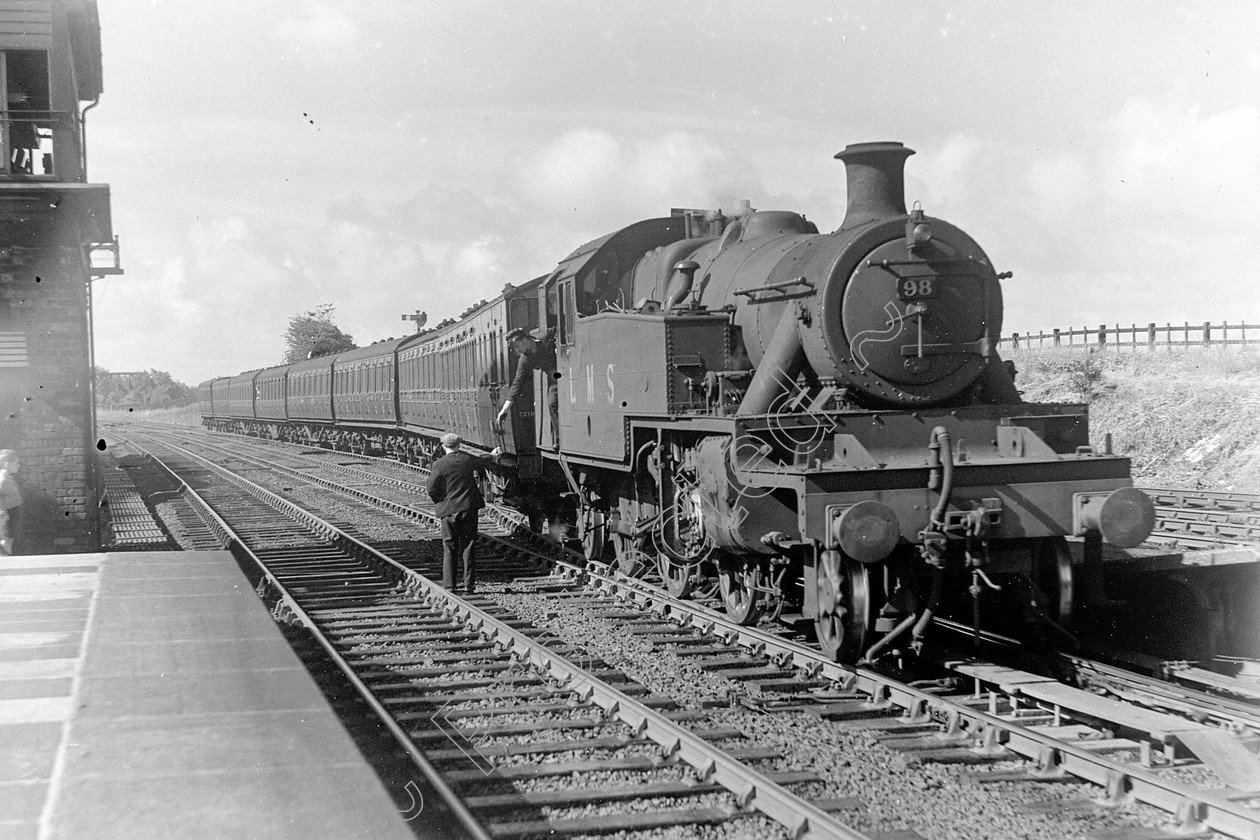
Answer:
999, 321, 1260, 352
127, 436, 497, 840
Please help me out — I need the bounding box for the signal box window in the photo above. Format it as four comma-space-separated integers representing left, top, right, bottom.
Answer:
3, 51, 52, 176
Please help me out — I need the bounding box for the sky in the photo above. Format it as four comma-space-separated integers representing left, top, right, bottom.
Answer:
86, 1, 1260, 386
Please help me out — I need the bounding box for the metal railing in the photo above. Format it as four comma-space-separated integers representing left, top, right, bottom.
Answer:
1000, 321, 1260, 352
1, 110, 68, 177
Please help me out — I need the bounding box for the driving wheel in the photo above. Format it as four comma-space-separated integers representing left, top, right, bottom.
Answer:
658, 553, 694, 598
718, 554, 764, 625
612, 532, 649, 577
578, 505, 611, 564
1034, 536, 1075, 628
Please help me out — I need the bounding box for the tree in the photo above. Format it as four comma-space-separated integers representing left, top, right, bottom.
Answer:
283, 304, 357, 363
95, 368, 196, 409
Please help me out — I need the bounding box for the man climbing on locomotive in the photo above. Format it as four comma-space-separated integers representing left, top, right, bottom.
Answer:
496, 327, 559, 448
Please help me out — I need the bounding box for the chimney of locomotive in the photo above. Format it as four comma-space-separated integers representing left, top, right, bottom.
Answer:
834, 142, 915, 229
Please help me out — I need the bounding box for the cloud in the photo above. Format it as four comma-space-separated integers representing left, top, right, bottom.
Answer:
506, 129, 763, 227
913, 133, 985, 209
274, 2, 359, 54
1099, 98, 1260, 229
995, 97, 1260, 330
1024, 154, 1091, 214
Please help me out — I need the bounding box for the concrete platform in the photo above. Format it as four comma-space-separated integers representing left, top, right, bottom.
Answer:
0, 551, 421, 840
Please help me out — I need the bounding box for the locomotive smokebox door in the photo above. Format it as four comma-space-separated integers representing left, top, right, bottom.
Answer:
840, 238, 988, 392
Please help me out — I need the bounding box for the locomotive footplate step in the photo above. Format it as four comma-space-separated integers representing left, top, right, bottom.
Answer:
0, 551, 419, 840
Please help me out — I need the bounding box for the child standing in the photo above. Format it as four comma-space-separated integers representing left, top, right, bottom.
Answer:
0, 450, 22, 556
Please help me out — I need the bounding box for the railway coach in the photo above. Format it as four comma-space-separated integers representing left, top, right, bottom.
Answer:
199, 277, 546, 470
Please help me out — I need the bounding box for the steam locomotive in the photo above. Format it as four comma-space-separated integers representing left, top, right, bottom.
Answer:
200, 142, 1155, 662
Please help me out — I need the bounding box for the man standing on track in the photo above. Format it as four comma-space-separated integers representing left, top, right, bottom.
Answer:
425, 433, 500, 594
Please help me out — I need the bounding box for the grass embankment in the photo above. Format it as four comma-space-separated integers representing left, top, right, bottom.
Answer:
1010, 348, 1260, 493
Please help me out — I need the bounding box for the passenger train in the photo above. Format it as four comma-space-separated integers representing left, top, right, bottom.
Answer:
201, 142, 1157, 662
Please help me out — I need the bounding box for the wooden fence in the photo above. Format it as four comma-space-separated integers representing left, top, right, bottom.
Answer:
998, 321, 1260, 352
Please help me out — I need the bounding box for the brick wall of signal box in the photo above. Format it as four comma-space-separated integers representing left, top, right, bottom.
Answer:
0, 245, 99, 554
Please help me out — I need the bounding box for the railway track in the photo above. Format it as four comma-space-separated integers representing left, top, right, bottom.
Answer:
539, 571, 1260, 836
121, 431, 877, 840
107, 424, 1260, 839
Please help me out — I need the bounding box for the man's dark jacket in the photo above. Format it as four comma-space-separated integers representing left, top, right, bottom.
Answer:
505, 331, 557, 404
426, 451, 490, 517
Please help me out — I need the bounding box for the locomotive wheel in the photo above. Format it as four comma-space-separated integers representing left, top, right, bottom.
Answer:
578, 506, 612, 564
652, 474, 709, 599
611, 533, 649, 578
718, 555, 763, 625
815, 551, 874, 662
1033, 537, 1075, 628
658, 554, 694, 598
662, 478, 710, 562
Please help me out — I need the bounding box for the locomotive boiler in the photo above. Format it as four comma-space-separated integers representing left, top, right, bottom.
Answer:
200, 141, 1155, 664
